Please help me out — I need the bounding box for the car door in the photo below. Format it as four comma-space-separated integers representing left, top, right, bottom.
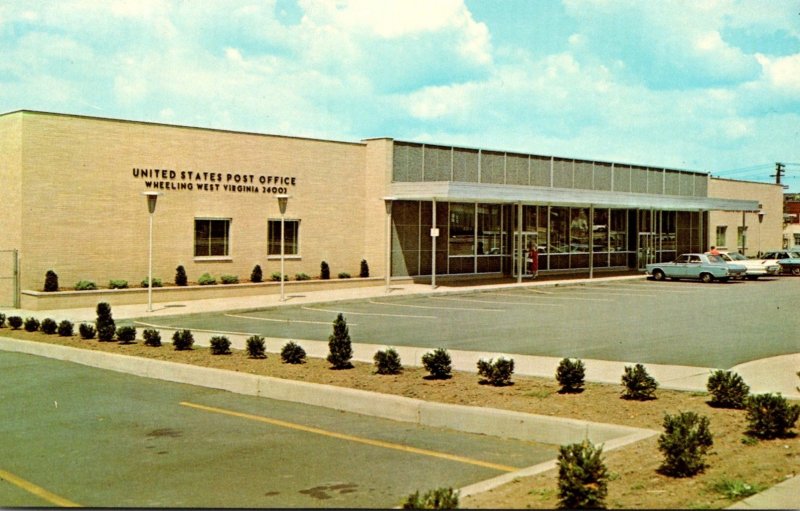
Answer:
671, 254, 690, 277
685, 255, 703, 278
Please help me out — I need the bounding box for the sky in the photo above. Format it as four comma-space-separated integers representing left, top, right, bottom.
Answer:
1, 0, 799, 190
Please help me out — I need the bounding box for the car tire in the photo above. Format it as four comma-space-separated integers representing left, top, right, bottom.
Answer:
700, 273, 714, 283
746, 275, 758, 280
719, 277, 730, 283
792, 267, 800, 276
652, 269, 665, 281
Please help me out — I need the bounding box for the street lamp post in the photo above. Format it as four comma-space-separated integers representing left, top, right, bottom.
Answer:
277, 194, 290, 302
142, 191, 162, 312
757, 209, 765, 257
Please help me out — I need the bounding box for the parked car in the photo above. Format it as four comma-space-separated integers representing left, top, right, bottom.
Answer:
646, 253, 746, 283
715, 251, 780, 280
760, 250, 800, 276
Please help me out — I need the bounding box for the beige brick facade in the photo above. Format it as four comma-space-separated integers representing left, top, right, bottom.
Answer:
708, 178, 783, 256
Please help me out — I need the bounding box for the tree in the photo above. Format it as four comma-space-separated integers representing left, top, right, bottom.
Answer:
327, 313, 353, 369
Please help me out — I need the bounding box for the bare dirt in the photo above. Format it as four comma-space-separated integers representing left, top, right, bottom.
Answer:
3, 327, 798, 509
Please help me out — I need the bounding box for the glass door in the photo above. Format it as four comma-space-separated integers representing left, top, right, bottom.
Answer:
513, 232, 540, 277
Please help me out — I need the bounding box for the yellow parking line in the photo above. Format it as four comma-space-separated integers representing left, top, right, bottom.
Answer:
180, 401, 517, 473
0, 468, 80, 507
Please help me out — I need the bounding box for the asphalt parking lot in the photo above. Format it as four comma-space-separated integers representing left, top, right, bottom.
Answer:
1, 352, 556, 508
131, 277, 800, 369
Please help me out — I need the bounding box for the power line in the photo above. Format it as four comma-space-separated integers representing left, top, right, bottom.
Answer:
714, 163, 773, 176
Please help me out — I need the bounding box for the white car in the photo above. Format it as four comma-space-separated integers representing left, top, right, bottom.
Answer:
715, 251, 780, 280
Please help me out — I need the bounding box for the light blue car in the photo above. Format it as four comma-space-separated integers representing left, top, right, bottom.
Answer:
646, 253, 746, 283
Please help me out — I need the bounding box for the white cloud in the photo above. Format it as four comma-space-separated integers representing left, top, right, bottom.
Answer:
755, 53, 800, 93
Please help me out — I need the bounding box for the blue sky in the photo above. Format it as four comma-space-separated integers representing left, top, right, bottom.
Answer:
2, 0, 799, 190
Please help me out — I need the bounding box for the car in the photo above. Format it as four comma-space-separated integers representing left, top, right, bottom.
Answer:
646, 253, 746, 283
715, 251, 780, 280
760, 250, 800, 276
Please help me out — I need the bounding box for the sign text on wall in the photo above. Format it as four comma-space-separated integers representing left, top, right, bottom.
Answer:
132, 168, 297, 194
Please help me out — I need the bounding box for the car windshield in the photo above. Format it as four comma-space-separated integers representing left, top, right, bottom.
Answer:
790, 252, 800, 258
726, 252, 747, 261
706, 255, 724, 264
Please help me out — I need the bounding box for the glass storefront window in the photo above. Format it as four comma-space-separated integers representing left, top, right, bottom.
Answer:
570, 208, 590, 253
477, 204, 501, 255
610, 209, 627, 252
593, 209, 609, 252
449, 203, 475, 256
537, 207, 548, 251
550, 207, 569, 253
661, 211, 677, 251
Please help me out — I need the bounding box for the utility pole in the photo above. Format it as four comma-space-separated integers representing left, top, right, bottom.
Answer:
772, 162, 786, 185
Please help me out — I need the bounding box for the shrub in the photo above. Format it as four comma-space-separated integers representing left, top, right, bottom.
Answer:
0, 313, 6, 328
281, 341, 306, 364
175, 265, 188, 286
57, 320, 74, 337
7, 316, 22, 330
198, 273, 216, 285
422, 348, 452, 379
78, 323, 96, 339
295, 272, 311, 281
140, 277, 163, 288
40, 318, 57, 335
143, 328, 162, 347
321, 260, 330, 280
75, 280, 97, 291
477, 357, 515, 386
338, 272, 351, 279
109, 279, 128, 289
707, 370, 750, 409
374, 348, 403, 375
327, 313, 353, 369
246, 335, 266, 359
402, 487, 459, 509
116, 325, 137, 344
44, 270, 59, 292
95, 302, 116, 342
360, 259, 369, 278
621, 363, 658, 400
745, 393, 800, 439
172, 329, 194, 350
210, 335, 232, 355
270, 272, 287, 282
557, 439, 609, 509
658, 411, 714, 477
250, 264, 263, 283
24, 317, 40, 332
556, 358, 586, 393
220, 275, 239, 284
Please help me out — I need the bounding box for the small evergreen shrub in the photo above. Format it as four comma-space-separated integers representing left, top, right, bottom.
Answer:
338, 272, 351, 279
707, 370, 750, 409
24, 317, 40, 332
270, 272, 287, 282
557, 439, 609, 509
75, 280, 97, 291
321, 261, 330, 280
556, 358, 586, 393
374, 348, 403, 375
0, 313, 6, 328
175, 265, 188, 286
621, 363, 658, 400
745, 393, 800, 439
7, 316, 22, 330
116, 325, 137, 344
198, 273, 216, 285
143, 328, 161, 347
477, 357, 515, 386
658, 411, 714, 477
250, 264, 263, 283
281, 341, 306, 364
327, 313, 353, 369
79, 323, 96, 339
402, 487, 459, 509
140, 277, 163, 288
210, 335, 232, 355
295, 272, 311, 281
360, 259, 369, 278
57, 320, 74, 337
422, 348, 452, 379
95, 302, 116, 341
172, 329, 194, 350
109, 279, 128, 289
44, 270, 59, 292
40, 318, 57, 335
246, 335, 266, 359
220, 275, 239, 284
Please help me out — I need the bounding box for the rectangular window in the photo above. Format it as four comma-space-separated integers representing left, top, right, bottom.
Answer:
448, 203, 475, 256
194, 219, 230, 257
716, 226, 727, 248
268, 219, 300, 256
737, 226, 748, 250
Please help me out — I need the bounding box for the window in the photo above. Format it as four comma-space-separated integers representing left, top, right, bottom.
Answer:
716, 226, 727, 248
737, 226, 748, 250
448, 203, 475, 256
194, 219, 230, 257
268, 219, 299, 256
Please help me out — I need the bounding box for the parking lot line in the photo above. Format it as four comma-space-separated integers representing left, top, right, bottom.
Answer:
367, 300, 504, 312
224, 312, 355, 326
561, 289, 658, 298
301, 306, 438, 319
518, 291, 613, 302
0, 468, 80, 508
434, 296, 563, 307
179, 401, 519, 473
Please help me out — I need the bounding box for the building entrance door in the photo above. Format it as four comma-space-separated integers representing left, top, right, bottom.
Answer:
0, 249, 19, 308
638, 233, 657, 270
512, 232, 539, 277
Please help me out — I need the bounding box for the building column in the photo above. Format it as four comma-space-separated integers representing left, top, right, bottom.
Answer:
517, 202, 523, 284
431, 199, 437, 289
